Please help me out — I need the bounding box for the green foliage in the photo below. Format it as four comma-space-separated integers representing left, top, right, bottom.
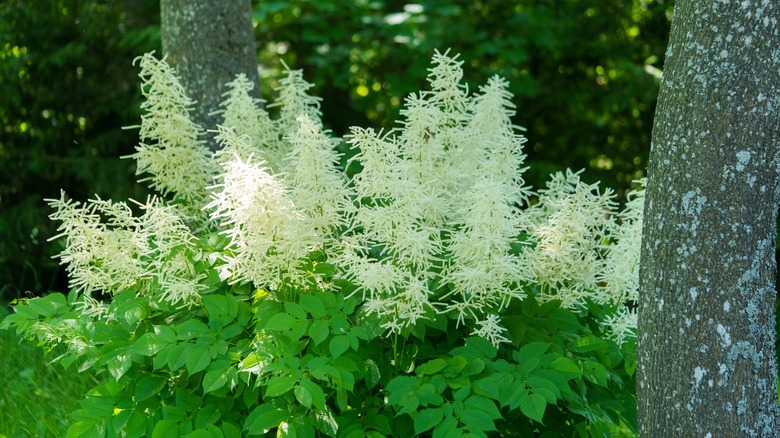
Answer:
2, 288, 635, 436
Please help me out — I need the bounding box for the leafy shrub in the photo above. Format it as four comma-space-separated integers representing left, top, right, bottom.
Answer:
2, 51, 642, 437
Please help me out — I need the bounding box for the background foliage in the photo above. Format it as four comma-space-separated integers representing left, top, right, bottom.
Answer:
0, 0, 672, 299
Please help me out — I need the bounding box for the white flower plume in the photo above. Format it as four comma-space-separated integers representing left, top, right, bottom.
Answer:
124, 53, 214, 203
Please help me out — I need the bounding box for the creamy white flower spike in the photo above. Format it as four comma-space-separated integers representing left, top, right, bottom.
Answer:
124, 53, 214, 203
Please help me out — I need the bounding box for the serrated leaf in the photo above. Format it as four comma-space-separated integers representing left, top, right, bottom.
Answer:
221, 422, 241, 438
129, 333, 166, 356
365, 359, 380, 389
185, 345, 212, 375
549, 357, 582, 379
125, 411, 147, 438
175, 320, 209, 340
308, 320, 329, 345
285, 301, 308, 319
414, 408, 443, 435
244, 403, 288, 435
458, 408, 496, 432
432, 416, 459, 438
135, 375, 166, 402
313, 407, 338, 437
465, 395, 501, 419
567, 335, 607, 353
583, 360, 608, 387
66, 420, 105, 438
152, 419, 180, 438
175, 389, 203, 412
264, 312, 297, 331
516, 342, 550, 361
185, 431, 212, 438
519, 392, 547, 423
202, 369, 229, 394
265, 376, 297, 397
294, 384, 313, 408
241, 353, 264, 371
107, 353, 132, 381
299, 294, 326, 318
416, 358, 447, 376
291, 319, 310, 341
329, 335, 349, 359
300, 377, 326, 410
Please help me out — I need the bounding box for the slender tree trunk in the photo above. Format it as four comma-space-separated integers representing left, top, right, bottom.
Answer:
637, 1, 780, 436
160, 0, 260, 150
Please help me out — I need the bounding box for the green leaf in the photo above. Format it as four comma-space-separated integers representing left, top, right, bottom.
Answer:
244, 403, 288, 435
519, 392, 547, 423
202, 368, 230, 394
221, 422, 241, 438
154, 325, 177, 343
107, 353, 132, 381
308, 320, 329, 345
432, 416, 459, 438
465, 395, 501, 420
458, 408, 496, 432
365, 359, 380, 389
285, 301, 308, 320
414, 408, 443, 435
583, 360, 608, 387
548, 357, 582, 379
241, 353, 265, 371
129, 333, 166, 356
516, 342, 550, 361
300, 377, 326, 410
294, 384, 313, 408
135, 375, 166, 402
291, 319, 310, 341
175, 389, 203, 412
567, 335, 607, 353
299, 294, 326, 318
185, 345, 212, 375
416, 358, 447, 376
185, 431, 212, 438
313, 407, 338, 437
265, 376, 297, 397
265, 312, 297, 331
66, 421, 105, 438
450, 337, 496, 359
152, 420, 180, 438
175, 320, 209, 340
125, 411, 148, 438
329, 335, 349, 359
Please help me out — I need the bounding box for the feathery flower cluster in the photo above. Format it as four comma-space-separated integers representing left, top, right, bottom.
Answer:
206, 128, 314, 289
45, 191, 204, 308
597, 179, 645, 343
219, 74, 276, 164
522, 170, 618, 309
125, 53, 214, 203
47, 52, 645, 348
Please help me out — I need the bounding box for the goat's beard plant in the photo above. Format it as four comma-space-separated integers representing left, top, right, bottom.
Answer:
2, 51, 643, 437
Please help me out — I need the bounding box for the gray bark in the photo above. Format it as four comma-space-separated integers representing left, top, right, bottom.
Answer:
160, 0, 260, 150
637, 1, 780, 436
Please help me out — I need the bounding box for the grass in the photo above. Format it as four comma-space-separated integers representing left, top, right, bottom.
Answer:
0, 306, 100, 438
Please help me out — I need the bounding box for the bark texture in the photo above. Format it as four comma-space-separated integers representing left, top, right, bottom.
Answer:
160, 0, 260, 150
637, 1, 780, 436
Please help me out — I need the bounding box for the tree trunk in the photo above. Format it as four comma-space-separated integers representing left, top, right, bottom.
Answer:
160, 0, 260, 150
637, 1, 780, 436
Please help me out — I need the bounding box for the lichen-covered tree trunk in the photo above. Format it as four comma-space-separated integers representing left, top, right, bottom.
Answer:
637, 1, 780, 436
160, 0, 260, 150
